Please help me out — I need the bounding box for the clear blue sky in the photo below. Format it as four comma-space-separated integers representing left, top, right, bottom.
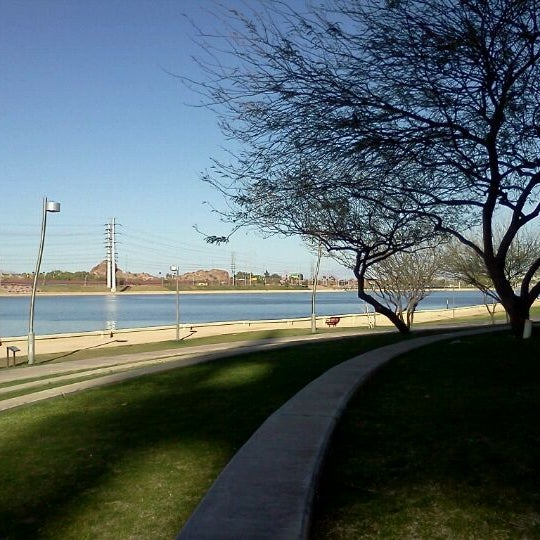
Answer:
0, 0, 349, 279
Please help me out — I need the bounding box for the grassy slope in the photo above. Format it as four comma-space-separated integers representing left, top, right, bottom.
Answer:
0, 333, 400, 539
3, 324, 540, 538
312, 330, 540, 539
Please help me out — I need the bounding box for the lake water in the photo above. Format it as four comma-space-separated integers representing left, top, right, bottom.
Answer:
0, 290, 489, 338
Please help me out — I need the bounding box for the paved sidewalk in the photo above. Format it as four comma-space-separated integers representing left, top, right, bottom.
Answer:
0, 331, 372, 411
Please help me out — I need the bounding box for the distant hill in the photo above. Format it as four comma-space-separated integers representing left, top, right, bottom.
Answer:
90, 261, 158, 282
89, 261, 109, 277
89, 261, 229, 285
179, 269, 230, 285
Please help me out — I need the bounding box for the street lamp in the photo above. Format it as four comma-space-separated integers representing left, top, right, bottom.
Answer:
311, 243, 322, 334
170, 264, 180, 341
28, 198, 61, 365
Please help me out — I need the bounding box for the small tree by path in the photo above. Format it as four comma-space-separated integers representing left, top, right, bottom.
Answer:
444, 230, 540, 324
367, 249, 442, 329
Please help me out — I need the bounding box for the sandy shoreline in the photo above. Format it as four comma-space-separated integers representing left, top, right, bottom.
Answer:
0, 304, 498, 361
0, 286, 475, 298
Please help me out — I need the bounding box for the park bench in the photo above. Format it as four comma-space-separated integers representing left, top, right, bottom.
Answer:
325, 316, 341, 327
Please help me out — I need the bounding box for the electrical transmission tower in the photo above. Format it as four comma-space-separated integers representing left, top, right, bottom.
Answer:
105, 218, 117, 292
231, 252, 236, 287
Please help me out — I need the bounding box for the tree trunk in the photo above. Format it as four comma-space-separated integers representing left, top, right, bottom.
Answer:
353, 253, 411, 334
406, 300, 419, 328
501, 295, 530, 337
486, 259, 531, 337
356, 279, 410, 334
483, 301, 496, 325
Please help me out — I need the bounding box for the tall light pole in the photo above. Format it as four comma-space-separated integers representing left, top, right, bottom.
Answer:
311, 243, 323, 333
170, 265, 180, 341
28, 197, 61, 365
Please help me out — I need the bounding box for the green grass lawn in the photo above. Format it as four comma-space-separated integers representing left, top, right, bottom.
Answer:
312, 329, 540, 539
20, 327, 374, 367
3, 325, 540, 539
0, 332, 401, 539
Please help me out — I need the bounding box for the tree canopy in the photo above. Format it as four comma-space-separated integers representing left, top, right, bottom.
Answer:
189, 0, 540, 335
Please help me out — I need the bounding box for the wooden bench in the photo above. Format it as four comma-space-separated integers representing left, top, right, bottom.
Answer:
325, 316, 341, 327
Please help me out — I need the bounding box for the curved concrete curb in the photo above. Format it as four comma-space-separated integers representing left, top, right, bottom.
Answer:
177, 328, 501, 539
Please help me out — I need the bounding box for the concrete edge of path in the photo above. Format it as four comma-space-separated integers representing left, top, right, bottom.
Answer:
177, 327, 504, 540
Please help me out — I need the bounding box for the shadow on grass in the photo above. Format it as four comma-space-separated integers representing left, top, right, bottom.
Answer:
32, 328, 323, 366
312, 329, 540, 539
38, 339, 128, 363
0, 330, 403, 538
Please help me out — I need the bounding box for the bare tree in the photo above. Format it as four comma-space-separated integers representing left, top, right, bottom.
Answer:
188, 0, 540, 336
443, 240, 500, 322
444, 228, 540, 322
368, 249, 442, 329
230, 166, 439, 332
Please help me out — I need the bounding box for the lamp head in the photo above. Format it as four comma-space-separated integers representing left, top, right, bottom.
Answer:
46, 201, 61, 213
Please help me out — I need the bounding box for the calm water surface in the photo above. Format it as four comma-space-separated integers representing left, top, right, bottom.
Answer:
0, 290, 488, 338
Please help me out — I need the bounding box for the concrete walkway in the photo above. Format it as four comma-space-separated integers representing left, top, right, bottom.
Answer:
0, 330, 377, 411
177, 327, 503, 539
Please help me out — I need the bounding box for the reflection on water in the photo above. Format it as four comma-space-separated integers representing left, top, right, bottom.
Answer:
104, 294, 119, 331
0, 290, 488, 337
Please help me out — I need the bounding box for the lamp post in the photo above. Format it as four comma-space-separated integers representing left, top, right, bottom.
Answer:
170, 265, 180, 341
311, 243, 322, 334
28, 197, 61, 365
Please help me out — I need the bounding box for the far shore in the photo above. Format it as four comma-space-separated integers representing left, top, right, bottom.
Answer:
0, 286, 476, 297
0, 287, 340, 297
